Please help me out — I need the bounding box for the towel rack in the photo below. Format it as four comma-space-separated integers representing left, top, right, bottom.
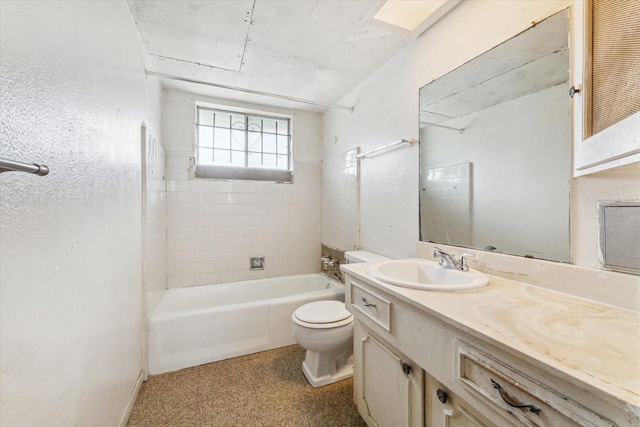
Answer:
357, 139, 418, 159
0, 157, 50, 176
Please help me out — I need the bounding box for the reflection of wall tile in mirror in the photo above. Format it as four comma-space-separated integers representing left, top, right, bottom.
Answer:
599, 202, 640, 275
421, 162, 471, 245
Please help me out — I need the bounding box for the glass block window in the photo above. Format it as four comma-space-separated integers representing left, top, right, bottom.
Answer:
195, 106, 293, 181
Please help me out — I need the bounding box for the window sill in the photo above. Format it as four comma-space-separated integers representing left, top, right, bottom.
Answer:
194, 165, 293, 182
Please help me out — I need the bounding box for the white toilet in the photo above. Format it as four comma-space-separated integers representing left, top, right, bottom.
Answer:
292, 251, 391, 387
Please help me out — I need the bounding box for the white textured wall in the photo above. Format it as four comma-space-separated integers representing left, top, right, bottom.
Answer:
0, 1, 162, 425
321, 148, 359, 252
572, 167, 640, 267
163, 90, 322, 287
323, 0, 639, 268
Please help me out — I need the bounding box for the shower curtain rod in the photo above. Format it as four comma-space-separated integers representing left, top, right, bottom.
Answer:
145, 70, 354, 112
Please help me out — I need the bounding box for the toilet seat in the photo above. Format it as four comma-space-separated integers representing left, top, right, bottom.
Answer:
293, 301, 353, 329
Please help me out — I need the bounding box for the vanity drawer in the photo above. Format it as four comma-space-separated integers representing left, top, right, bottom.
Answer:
349, 281, 392, 331
457, 341, 615, 427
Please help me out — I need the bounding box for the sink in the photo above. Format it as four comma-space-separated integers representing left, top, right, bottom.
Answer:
367, 258, 489, 291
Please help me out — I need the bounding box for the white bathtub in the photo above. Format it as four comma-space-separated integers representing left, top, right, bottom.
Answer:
148, 273, 344, 374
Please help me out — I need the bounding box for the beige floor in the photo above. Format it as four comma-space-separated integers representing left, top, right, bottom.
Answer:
127, 345, 368, 426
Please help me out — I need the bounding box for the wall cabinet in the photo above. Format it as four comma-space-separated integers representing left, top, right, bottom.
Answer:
571, 0, 640, 176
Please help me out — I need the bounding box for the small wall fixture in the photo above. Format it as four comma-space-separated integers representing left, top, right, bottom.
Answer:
250, 256, 265, 270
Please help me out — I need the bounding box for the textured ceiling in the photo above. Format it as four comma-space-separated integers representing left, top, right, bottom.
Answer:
127, 0, 455, 111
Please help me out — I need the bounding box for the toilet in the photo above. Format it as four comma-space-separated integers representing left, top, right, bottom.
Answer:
292, 251, 391, 387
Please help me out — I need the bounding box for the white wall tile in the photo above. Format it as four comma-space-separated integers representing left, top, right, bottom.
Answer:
322, 149, 359, 251
163, 91, 323, 286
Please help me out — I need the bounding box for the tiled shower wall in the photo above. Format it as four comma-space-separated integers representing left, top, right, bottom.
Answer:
143, 127, 167, 316
321, 149, 358, 252
163, 90, 322, 288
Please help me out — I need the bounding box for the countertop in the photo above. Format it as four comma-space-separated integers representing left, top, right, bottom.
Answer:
341, 262, 640, 409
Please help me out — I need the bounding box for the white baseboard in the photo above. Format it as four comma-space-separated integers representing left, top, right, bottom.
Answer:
118, 370, 145, 427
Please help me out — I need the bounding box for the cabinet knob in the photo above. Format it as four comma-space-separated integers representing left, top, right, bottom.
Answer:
402, 362, 412, 375
436, 388, 448, 404
569, 85, 581, 98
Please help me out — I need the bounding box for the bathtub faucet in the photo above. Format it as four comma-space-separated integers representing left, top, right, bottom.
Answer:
432, 248, 475, 272
321, 256, 344, 283
321, 256, 336, 268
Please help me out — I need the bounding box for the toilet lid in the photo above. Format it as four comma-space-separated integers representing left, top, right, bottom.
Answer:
294, 301, 352, 324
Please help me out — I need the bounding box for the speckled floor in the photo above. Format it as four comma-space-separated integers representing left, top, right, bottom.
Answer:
127, 345, 368, 426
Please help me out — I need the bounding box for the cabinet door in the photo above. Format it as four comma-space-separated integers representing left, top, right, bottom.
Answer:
572, 0, 640, 175
354, 322, 423, 427
426, 374, 501, 427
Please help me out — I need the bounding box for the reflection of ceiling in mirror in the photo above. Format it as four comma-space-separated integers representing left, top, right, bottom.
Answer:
420, 10, 569, 126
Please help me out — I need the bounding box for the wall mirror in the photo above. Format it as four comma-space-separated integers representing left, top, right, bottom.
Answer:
419, 9, 571, 262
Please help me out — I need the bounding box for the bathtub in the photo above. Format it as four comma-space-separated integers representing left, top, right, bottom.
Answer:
148, 273, 344, 374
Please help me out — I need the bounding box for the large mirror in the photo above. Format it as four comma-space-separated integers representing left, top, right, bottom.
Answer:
419, 10, 571, 263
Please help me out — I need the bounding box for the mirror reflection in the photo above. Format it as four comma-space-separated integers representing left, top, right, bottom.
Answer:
419, 10, 571, 262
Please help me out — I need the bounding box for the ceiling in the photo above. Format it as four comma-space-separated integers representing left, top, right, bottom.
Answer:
127, 0, 458, 112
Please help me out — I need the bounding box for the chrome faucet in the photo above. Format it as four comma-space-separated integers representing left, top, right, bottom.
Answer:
432, 247, 475, 271
321, 256, 336, 268
321, 256, 344, 282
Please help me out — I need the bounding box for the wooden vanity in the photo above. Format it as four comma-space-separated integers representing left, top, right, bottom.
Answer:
342, 261, 640, 427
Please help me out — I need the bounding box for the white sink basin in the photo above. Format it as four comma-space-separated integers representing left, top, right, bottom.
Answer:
367, 258, 489, 291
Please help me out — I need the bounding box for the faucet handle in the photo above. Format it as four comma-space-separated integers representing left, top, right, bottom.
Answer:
459, 253, 476, 271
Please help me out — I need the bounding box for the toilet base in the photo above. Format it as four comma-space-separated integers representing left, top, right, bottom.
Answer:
301, 351, 354, 388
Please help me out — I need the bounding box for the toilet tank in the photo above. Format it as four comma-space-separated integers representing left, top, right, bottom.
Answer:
344, 251, 391, 264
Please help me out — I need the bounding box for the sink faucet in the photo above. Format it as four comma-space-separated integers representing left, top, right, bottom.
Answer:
432, 248, 475, 271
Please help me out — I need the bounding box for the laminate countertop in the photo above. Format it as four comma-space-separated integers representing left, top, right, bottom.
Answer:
341, 261, 640, 411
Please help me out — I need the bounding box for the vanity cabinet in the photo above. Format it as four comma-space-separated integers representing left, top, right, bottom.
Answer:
344, 270, 636, 427
426, 373, 497, 427
452, 341, 618, 427
350, 279, 424, 426
353, 322, 424, 427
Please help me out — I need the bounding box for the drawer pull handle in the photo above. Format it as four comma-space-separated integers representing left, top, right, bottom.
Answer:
361, 297, 376, 307
491, 379, 541, 414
